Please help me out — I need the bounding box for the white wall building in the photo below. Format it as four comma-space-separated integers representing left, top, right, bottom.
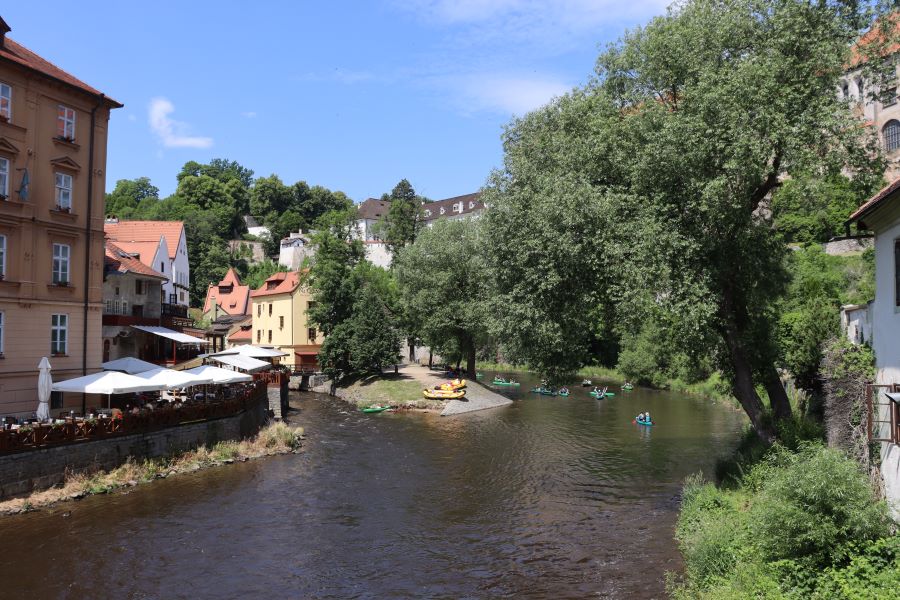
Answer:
848, 181, 900, 518
279, 231, 316, 270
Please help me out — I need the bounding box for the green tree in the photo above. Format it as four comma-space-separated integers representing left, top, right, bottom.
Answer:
395, 219, 489, 378
346, 284, 402, 376
105, 177, 159, 217
251, 174, 292, 217
379, 179, 424, 258
481, 0, 886, 441
177, 158, 254, 188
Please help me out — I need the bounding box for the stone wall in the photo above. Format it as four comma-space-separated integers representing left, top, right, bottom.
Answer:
823, 236, 873, 256
0, 394, 268, 500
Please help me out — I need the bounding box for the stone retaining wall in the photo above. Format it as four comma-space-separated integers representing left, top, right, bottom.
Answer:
0, 394, 268, 500
824, 236, 873, 256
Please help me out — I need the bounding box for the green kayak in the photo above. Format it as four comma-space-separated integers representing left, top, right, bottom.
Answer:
590, 390, 615, 398
558, 390, 570, 397
361, 406, 391, 413
530, 387, 557, 396
492, 379, 520, 386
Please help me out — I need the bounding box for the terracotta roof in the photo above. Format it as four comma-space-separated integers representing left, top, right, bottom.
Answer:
0, 35, 122, 107
203, 268, 251, 316
105, 221, 185, 260
104, 241, 166, 279
848, 177, 900, 227
421, 192, 483, 222
848, 13, 900, 69
250, 271, 304, 298
357, 198, 391, 220
228, 327, 252, 342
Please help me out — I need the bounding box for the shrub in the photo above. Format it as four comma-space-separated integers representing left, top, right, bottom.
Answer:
749, 444, 890, 568
812, 536, 900, 599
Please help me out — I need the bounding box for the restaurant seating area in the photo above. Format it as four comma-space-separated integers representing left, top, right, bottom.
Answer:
0, 381, 266, 454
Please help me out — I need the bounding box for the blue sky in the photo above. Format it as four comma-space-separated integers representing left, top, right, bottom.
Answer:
4, 1, 668, 201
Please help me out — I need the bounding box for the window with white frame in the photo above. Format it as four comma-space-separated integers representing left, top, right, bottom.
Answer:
52, 243, 70, 284
0, 157, 8, 198
57, 105, 75, 140
0, 83, 10, 120
0, 234, 5, 278
55, 173, 72, 210
51, 313, 68, 354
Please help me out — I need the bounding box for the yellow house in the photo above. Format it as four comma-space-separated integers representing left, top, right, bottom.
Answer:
249, 271, 322, 372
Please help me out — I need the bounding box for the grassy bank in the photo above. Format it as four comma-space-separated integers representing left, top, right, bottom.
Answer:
0, 422, 304, 516
477, 362, 735, 405
671, 440, 899, 598
339, 375, 445, 410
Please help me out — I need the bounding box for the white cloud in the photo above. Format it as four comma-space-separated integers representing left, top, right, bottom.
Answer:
241, 111, 257, 118
148, 97, 213, 149
127, 113, 137, 122
444, 73, 571, 115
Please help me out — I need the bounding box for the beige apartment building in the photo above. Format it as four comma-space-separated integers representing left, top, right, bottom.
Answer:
0, 17, 121, 414
250, 271, 322, 372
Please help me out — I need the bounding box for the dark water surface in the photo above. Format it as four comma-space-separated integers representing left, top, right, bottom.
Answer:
0, 375, 745, 599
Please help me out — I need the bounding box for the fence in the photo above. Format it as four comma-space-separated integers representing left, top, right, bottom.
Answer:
0, 381, 266, 454
866, 383, 900, 444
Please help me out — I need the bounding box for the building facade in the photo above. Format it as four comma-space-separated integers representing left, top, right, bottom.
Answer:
249, 271, 322, 372
278, 230, 315, 270
0, 17, 121, 414
104, 219, 190, 307
202, 267, 250, 322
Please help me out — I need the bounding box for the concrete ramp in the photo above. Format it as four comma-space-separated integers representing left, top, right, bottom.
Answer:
440, 383, 513, 416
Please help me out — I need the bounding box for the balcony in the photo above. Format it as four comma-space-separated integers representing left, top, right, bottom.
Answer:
161, 303, 188, 318
103, 303, 160, 327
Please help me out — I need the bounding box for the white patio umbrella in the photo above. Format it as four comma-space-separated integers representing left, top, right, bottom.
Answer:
183, 365, 253, 384
133, 367, 214, 390
52, 371, 167, 409
211, 345, 287, 359
101, 356, 159, 374
36, 357, 52, 422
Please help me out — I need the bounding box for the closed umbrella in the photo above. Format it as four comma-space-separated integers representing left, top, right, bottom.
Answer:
37, 357, 52, 422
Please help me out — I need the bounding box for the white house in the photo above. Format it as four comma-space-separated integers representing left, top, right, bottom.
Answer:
848, 180, 900, 517
278, 230, 316, 270
841, 303, 873, 345
104, 219, 190, 307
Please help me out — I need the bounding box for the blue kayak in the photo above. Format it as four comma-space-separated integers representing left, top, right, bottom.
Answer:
635, 417, 653, 426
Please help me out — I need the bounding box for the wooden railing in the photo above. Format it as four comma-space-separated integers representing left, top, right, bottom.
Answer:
866, 383, 900, 444
0, 382, 266, 454
253, 370, 290, 386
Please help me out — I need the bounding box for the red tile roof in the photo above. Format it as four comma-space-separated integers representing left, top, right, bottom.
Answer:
250, 271, 304, 298
848, 177, 900, 227
203, 268, 251, 316
848, 13, 900, 69
0, 35, 122, 107
104, 241, 166, 279
105, 221, 185, 260
228, 327, 252, 342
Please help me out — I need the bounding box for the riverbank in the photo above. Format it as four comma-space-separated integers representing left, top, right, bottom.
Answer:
322, 364, 512, 415
477, 361, 735, 406
0, 421, 304, 516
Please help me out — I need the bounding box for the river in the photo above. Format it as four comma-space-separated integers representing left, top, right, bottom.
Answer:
0, 374, 745, 599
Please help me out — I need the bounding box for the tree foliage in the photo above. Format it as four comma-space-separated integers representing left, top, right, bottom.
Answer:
481, 0, 886, 439
378, 179, 427, 259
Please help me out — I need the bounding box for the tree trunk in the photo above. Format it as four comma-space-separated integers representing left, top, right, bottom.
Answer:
723, 323, 776, 443
464, 336, 476, 380
764, 365, 792, 422
408, 338, 415, 363
428, 350, 433, 370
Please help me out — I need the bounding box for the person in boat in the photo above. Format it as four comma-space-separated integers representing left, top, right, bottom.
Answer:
644, 411, 651, 423
637, 412, 645, 422
560, 387, 569, 395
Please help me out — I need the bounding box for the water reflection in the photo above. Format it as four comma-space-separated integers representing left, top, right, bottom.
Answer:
0, 377, 745, 599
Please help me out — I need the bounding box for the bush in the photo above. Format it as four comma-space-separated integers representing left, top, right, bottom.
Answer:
749, 444, 890, 568
813, 537, 900, 599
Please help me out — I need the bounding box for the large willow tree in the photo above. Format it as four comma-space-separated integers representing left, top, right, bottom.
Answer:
483, 0, 887, 441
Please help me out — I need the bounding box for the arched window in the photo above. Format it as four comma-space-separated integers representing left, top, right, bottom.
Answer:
884, 120, 900, 152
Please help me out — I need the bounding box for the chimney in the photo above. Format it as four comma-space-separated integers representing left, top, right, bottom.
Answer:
0, 17, 9, 48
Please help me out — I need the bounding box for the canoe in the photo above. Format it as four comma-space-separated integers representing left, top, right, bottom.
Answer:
423, 389, 465, 400
635, 418, 653, 426
476, 373, 483, 379
558, 390, 570, 397
589, 391, 616, 398
361, 406, 391, 413
530, 387, 557, 396
622, 384, 634, 391
492, 380, 520, 386
581, 380, 593, 387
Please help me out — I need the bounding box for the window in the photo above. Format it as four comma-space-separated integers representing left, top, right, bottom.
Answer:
52, 243, 70, 284
115, 286, 119, 296
279, 316, 284, 329
160, 262, 165, 273
57, 105, 75, 140
256, 329, 261, 343
50, 391, 63, 410
856, 78, 865, 100
135, 280, 143, 295
0, 234, 5, 279
268, 330, 272, 343
55, 173, 72, 210
886, 87, 898, 107
0, 311, 4, 354
885, 120, 900, 152
0, 83, 10, 120
308, 327, 317, 343
0, 157, 8, 198
51, 314, 68, 355
268, 303, 273, 316
257, 304, 262, 317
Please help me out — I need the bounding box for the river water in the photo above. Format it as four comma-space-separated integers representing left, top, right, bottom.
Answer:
0, 375, 745, 599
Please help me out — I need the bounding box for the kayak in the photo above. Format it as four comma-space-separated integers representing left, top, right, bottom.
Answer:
581, 380, 593, 387
589, 391, 616, 398
635, 417, 653, 426
558, 390, 570, 397
622, 384, 634, 391
530, 387, 557, 396
476, 372, 483, 379
423, 389, 466, 400
437, 380, 466, 391
492, 379, 520, 386
361, 406, 391, 413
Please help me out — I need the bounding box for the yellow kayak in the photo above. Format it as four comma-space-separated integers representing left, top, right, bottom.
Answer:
423, 388, 466, 400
